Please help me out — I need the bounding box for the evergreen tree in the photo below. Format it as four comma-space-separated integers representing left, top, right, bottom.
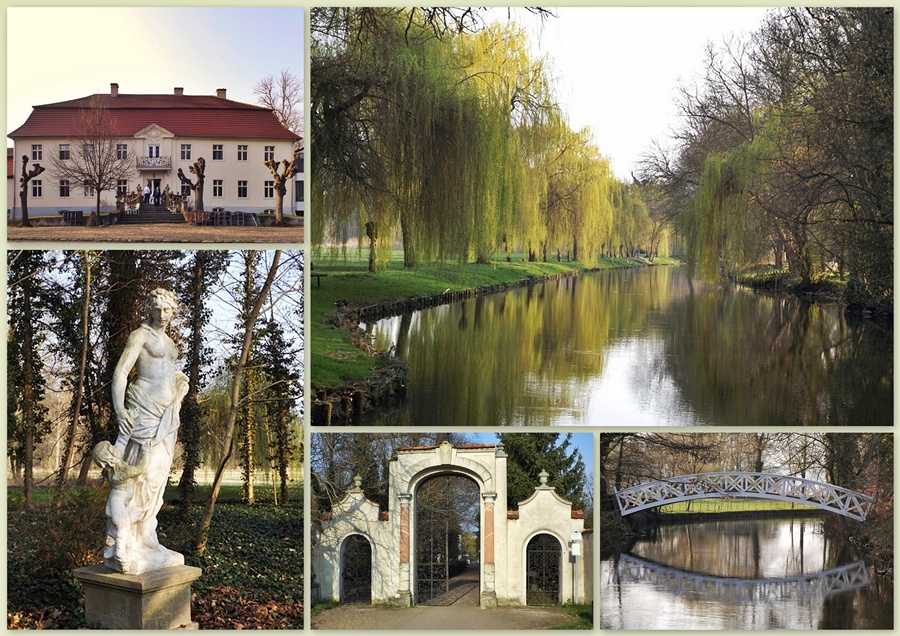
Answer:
499, 433, 587, 511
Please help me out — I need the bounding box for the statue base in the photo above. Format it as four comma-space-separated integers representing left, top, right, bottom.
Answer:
74, 564, 202, 629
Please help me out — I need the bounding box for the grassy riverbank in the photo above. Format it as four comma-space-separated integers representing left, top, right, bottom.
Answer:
310, 251, 680, 391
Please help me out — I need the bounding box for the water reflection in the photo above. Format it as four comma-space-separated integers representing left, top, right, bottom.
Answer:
600, 519, 892, 629
362, 266, 892, 426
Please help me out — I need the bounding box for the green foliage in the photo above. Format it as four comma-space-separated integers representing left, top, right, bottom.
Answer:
8, 500, 304, 630
312, 9, 659, 272
499, 433, 587, 511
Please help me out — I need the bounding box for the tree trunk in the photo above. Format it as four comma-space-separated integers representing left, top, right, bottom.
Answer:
56, 252, 92, 489
195, 251, 281, 555
22, 276, 36, 509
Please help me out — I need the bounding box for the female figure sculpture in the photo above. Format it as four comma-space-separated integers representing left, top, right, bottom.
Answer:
99, 288, 190, 574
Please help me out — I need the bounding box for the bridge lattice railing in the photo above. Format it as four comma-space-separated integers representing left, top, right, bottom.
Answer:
613, 472, 873, 521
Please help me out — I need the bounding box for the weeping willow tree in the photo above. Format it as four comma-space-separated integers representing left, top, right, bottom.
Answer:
312, 8, 653, 271
682, 139, 770, 281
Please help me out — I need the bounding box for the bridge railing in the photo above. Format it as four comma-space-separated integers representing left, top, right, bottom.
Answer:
613, 472, 873, 521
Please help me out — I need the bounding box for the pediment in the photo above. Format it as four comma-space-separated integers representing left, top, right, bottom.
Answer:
133, 124, 175, 141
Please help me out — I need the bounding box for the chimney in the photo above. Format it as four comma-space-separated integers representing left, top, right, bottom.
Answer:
174, 87, 184, 96
110, 83, 119, 97
216, 88, 227, 99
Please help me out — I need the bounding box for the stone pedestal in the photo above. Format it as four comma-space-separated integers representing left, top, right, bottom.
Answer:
74, 564, 202, 630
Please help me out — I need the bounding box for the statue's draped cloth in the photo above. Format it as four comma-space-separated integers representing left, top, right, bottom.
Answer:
120, 381, 183, 553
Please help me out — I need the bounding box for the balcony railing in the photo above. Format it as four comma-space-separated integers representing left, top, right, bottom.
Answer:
136, 156, 172, 170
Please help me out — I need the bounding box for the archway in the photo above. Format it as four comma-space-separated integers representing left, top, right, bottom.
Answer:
526, 533, 562, 605
340, 534, 372, 603
414, 474, 481, 606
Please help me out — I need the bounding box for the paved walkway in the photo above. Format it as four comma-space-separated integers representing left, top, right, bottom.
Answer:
311, 604, 577, 631
7, 224, 303, 244
313, 567, 575, 630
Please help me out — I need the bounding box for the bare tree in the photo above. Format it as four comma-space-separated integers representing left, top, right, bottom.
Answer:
177, 157, 206, 218
49, 95, 136, 227
18, 156, 45, 228
254, 69, 304, 136
265, 148, 303, 225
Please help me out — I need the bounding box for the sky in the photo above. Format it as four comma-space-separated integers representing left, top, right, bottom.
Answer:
6, 7, 304, 147
514, 7, 772, 180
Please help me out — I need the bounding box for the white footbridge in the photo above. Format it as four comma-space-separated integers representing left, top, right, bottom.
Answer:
613, 554, 871, 602
613, 472, 873, 521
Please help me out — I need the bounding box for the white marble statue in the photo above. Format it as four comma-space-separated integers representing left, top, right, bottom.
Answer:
94, 288, 190, 575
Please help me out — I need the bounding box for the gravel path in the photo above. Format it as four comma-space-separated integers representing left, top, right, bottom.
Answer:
311, 604, 578, 631
312, 565, 582, 630
6, 224, 304, 244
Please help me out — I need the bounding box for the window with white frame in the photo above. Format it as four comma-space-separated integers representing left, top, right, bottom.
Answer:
84, 184, 95, 197
117, 180, 128, 196
264, 146, 275, 161
213, 179, 223, 197
295, 180, 304, 202
264, 181, 274, 198
237, 145, 248, 161
147, 144, 160, 158
238, 180, 248, 198
117, 144, 128, 160
59, 180, 70, 197
213, 144, 223, 160
181, 144, 191, 160
59, 144, 70, 160
31, 180, 42, 197
32, 144, 42, 160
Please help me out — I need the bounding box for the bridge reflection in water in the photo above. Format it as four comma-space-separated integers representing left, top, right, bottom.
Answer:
613, 554, 872, 603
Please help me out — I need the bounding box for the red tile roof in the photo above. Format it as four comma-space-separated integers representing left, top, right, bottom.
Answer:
9, 93, 299, 141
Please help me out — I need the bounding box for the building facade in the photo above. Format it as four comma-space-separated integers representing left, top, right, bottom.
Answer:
8, 84, 302, 218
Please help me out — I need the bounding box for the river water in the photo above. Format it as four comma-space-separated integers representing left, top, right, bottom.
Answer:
600, 517, 892, 629
362, 266, 892, 426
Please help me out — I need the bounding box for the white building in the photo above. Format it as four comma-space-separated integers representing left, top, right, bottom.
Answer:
8, 83, 303, 218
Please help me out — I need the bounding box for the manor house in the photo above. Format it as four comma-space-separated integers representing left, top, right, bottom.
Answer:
8, 83, 303, 218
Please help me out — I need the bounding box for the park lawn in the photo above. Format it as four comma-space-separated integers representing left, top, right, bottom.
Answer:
660, 497, 819, 514
311, 251, 679, 389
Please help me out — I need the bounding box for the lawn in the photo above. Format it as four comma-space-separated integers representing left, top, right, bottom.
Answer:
7, 486, 303, 630
659, 497, 819, 514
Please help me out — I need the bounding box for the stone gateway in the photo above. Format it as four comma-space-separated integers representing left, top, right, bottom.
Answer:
313, 441, 592, 607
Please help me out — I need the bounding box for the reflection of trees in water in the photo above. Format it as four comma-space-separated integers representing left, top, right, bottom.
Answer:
659, 283, 892, 427
367, 267, 684, 426
364, 266, 890, 426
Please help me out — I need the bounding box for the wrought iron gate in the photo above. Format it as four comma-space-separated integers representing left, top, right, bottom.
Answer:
526, 533, 561, 605
341, 535, 371, 603
416, 499, 450, 604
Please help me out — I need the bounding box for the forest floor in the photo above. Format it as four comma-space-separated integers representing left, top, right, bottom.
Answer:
7, 223, 303, 244
7, 489, 303, 630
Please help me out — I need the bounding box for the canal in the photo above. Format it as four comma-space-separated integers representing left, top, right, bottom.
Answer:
600, 517, 892, 629
362, 266, 892, 426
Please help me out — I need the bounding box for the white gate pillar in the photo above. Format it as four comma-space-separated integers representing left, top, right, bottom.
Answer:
481, 492, 498, 607
397, 493, 412, 606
